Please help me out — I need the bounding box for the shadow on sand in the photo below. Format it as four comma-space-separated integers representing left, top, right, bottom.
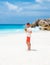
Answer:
30, 49, 38, 51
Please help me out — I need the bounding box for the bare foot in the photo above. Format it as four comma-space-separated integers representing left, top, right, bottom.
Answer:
28, 48, 31, 51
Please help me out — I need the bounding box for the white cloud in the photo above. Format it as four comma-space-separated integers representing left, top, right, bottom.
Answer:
0, 1, 50, 16
0, 1, 50, 24
4, 2, 22, 12
5, 2, 18, 10
36, 0, 42, 3
19, 2, 48, 11
36, 0, 50, 3
23, 4, 47, 10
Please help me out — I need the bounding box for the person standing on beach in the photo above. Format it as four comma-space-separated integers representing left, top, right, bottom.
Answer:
25, 23, 32, 50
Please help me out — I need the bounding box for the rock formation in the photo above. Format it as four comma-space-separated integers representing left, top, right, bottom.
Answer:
31, 18, 50, 30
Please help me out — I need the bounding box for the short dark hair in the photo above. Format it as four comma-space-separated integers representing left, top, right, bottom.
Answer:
26, 23, 30, 25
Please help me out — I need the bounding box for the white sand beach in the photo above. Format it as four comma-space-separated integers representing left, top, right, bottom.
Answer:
0, 31, 50, 65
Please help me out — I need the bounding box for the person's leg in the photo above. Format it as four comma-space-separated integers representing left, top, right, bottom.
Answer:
26, 37, 31, 50
27, 42, 30, 50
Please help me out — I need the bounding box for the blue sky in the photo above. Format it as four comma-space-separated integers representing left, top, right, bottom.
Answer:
0, 0, 50, 24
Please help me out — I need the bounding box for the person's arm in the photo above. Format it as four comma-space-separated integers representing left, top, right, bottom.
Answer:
30, 31, 32, 33
25, 29, 27, 32
28, 31, 32, 34
28, 28, 32, 34
25, 29, 30, 33
25, 28, 32, 33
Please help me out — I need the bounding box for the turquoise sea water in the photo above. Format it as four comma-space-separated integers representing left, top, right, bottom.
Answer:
0, 24, 25, 29
0, 24, 40, 33
0, 24, 25, 33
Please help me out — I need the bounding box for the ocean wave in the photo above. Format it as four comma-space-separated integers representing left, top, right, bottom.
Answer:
0, 27, 40, 34
32, 27, 40, 32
